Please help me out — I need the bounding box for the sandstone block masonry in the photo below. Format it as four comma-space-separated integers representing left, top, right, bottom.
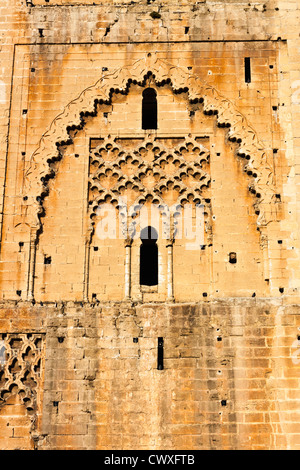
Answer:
0, 0, 300, 450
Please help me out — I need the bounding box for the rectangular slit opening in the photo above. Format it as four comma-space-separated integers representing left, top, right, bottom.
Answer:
157, 337, 164, 370
245, 57, 251, 83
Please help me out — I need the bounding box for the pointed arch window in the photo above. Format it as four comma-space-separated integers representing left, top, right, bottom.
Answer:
142, 88, 158, 130
140, 226, 158, 286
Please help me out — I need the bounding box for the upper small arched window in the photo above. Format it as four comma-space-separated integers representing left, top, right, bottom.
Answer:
142, 88, 158, 130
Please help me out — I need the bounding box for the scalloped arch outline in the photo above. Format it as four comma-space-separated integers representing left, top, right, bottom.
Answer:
23, 53, 277, 232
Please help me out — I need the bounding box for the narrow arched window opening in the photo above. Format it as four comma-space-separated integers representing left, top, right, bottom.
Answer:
142, 88, 158, 130
140, 226, 158, 286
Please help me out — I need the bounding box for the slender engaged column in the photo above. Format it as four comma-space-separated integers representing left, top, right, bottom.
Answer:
167, 242, 174, 302
124, 242, 132, 300
83, 241, 91, 302
27, 233, 37, 302
260, 228, 270, 288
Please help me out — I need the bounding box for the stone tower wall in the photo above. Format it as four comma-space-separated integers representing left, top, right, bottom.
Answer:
0, 0, 300, 450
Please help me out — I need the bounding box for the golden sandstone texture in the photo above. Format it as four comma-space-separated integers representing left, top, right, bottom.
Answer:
0, 0, 300, 450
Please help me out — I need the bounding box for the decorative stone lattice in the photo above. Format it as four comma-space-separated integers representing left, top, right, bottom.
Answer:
88, 135, 212, 243
0, 334, 45, 428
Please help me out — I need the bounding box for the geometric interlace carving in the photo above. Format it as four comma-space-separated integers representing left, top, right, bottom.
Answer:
88, 135, 211, 211
0, 334, 44, 414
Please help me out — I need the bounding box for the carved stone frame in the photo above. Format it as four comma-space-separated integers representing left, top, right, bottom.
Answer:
21, 53, 277, 301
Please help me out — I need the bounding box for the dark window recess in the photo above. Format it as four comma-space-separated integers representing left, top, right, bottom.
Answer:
157, 337, 164, 370
44, 255, 52, 265
244, 57, 251, 83
229, 252, 237, 264
142, 88, 158, 130
140, 226, 158, 286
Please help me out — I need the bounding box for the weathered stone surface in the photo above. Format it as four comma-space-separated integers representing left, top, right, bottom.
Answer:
0, 0, 300, 450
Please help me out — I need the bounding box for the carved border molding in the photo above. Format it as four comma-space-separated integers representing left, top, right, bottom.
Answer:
23, 52, 277, 233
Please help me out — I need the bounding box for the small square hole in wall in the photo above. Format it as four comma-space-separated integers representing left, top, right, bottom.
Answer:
93, 246, 99, 251
229, 252, 237, 264
44, 255, 51, 265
